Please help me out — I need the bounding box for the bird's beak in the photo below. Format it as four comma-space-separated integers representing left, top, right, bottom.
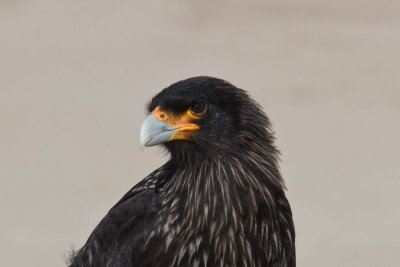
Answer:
139, 114, 177, 147
139, 107, 200, 147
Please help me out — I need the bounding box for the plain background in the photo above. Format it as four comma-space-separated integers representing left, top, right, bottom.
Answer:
1, 1, 399, 266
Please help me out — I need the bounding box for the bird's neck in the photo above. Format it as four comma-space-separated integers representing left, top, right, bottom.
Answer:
159, 149, 285, 237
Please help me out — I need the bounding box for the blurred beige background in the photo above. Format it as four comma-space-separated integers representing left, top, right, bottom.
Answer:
1, 0, 399, 266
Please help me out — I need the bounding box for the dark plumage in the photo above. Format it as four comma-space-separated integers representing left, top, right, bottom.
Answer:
69, 76, 295, 267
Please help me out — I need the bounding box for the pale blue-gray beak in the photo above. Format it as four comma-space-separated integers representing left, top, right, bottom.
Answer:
139, 114, 177, 147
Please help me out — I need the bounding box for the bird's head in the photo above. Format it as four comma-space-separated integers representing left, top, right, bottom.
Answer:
140, 76, 274, 158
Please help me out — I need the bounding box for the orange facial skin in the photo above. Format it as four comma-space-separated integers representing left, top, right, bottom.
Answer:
151, 106, 200, 141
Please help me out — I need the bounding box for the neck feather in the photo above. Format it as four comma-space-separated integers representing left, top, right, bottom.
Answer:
160, 144, 285, 237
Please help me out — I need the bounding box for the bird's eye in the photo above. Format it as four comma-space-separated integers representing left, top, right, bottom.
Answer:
190, 102, 208, 116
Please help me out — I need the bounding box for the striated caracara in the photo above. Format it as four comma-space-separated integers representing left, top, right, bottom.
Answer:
69, 76, 295, 267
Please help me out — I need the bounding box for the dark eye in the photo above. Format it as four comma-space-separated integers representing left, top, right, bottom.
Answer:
190, 102, 208, 116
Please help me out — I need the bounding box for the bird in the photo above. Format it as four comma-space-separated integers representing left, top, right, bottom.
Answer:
69, 76, 295, 267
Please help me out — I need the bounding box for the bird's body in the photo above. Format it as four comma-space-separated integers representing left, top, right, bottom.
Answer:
69, 77, 295, 267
